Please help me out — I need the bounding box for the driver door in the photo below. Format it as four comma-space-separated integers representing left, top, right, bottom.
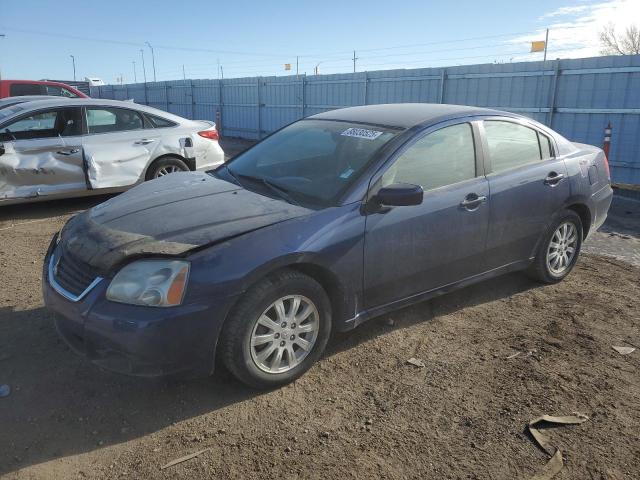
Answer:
0, 107, 86, 201
363, 121, 490, 309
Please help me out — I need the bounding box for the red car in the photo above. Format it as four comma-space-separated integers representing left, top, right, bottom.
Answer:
0, 79, 88, 99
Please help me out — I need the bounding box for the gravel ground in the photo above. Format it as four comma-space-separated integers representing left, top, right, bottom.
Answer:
0, 139, 638, 479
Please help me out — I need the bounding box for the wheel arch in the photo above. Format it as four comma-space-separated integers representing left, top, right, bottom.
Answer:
565, 202, 592, 239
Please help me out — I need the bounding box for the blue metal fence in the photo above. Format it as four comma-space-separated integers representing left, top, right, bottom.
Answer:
91, 54, 640, 185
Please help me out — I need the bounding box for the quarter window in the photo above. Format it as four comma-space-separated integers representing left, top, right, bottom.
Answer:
86, 107, 144, 134
484, 121, 543, 173
539, 132, 553, 159
382, 123, 476, 191
45, 85, 80, 98
147, 114, 177, 128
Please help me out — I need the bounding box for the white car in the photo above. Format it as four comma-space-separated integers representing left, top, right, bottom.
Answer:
0, 98, 225, 205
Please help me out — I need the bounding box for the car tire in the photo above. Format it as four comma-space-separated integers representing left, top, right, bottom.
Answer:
218, 269, 332, 389
145, 157, 190, 180
527, 210, 583, 284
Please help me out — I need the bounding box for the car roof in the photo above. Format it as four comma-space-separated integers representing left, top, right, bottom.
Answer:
0, 98, 190, 123
308, 103, 514, 129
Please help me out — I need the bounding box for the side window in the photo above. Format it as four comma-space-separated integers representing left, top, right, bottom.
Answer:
382, 123, 476, 191
0, 108, 82, 141
484, 121, 542, 173
86, 107, 144, 134
147, 114, 177, 128
9, 83, 46, 96
539, 132, 553, 159
45, 85, 63, 96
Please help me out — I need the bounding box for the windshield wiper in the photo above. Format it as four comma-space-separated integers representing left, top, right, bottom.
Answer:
236, 173, 300, 206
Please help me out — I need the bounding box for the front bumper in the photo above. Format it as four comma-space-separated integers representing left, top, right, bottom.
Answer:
42, 238, 238, 378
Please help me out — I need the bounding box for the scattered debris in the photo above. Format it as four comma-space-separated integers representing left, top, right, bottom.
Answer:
526, 414, 589, 480
406, 357, 426, 368
506, 352, 522, 359
160, 448, 209, 470
0, 384, 10, 398
612, 346, 636, 355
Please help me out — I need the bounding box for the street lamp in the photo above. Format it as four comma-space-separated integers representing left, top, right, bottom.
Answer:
140, 49, 147, 83
0, 34, 5, 81
70, 55, 76, 81
145, 41, 156, 82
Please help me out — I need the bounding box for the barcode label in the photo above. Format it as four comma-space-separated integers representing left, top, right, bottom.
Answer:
341, 127, 383, 140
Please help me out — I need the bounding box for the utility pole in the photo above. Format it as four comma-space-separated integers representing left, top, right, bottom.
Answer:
543, 28, 549, 62
145, 41, 156, 82
0, 34, 5, 81
352, 50, 358, 73
70, 54, 76, 81
220, 65, 224, 79
132, 61, 137, 82
296, 56, 299, 78
140, 49, 147, 83
182, 64, 186, 80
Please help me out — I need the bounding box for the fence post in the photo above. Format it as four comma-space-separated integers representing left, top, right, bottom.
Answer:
301, 75, 306, 120
165, 84, 169, 112
218, 79, 223, 136
189, 79, 195, 119
439, 68, 447, 103
547, 60, 560, 127
363, 71, 368, 105
257, 77, 262, 140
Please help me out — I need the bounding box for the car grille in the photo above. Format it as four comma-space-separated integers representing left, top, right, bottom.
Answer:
52, 249, 101, 298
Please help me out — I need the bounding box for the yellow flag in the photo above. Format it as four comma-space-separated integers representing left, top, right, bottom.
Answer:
531, 41, 546, 53
284, 63, 291, 71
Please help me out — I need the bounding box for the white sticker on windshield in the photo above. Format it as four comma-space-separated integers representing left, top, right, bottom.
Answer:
341, 127, 383, 140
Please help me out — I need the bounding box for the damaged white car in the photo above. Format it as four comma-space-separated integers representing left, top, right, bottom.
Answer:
0, 98, 225, 205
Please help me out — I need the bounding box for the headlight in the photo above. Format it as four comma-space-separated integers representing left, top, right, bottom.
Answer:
106, 260, 190, 307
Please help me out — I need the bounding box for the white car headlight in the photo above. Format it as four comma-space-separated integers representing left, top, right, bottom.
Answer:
106, 260, 190, 307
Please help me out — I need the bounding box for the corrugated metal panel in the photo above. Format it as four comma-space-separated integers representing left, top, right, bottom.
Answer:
90, 54, 640, 184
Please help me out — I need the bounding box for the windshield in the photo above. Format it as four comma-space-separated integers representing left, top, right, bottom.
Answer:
224, 119, 399, 207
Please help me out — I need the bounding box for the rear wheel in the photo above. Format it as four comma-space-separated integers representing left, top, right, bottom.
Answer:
145, 157, 190, 180
528, 210, 583, 283
218, 270, 332, 388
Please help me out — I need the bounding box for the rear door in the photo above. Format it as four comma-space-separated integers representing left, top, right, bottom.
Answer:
0, 107, 85, 201
82, 106, 161, 188
363, 121, 490, 309
480, 118, 569, 268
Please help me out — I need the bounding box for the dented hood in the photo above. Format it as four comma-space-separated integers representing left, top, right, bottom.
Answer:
59, 172, 313, 272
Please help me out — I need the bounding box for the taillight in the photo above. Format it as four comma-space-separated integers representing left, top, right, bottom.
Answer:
198, 129, 219, 141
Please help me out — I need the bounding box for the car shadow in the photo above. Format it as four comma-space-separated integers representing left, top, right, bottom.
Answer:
0, 271, 536, 475
0, 195, 115, 225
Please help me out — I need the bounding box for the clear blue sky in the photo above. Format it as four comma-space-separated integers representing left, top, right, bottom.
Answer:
0, 0, 623, 84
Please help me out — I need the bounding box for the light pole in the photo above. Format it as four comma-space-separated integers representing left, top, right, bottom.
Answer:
0, 34, 6, 81
70, 55, 76, 81
145, 41, 156, 82
140, 49, 147, 83
132, 60, 137, 83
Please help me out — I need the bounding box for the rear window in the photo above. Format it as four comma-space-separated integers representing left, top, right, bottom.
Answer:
10, 83, 46, 96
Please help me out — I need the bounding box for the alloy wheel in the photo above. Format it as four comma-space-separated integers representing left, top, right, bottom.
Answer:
249, 295, 319, 374
155, 165, 182, 177
546, 221, 578, 275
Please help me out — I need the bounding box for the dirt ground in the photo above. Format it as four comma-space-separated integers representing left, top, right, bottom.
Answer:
1, 142, 639, 479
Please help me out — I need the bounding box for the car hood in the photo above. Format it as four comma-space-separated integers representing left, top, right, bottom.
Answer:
59, 172, 313, 272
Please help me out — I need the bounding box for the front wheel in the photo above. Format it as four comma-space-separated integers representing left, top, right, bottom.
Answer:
218, 270, 332, 388
528, 210, 583, 284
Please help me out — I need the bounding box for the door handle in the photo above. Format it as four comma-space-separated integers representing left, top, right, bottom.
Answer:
544, 172, 565, 185
460, 194, 487, 210
56, 148, 80, 155
134, 139, 154, 145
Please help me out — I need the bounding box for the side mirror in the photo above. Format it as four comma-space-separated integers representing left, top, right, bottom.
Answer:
376, 183, 423, 206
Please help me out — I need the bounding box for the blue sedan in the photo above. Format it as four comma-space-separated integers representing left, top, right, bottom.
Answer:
43, 103, 613, 388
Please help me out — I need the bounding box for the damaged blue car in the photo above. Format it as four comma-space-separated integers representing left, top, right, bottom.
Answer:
43, 104, 612, 388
